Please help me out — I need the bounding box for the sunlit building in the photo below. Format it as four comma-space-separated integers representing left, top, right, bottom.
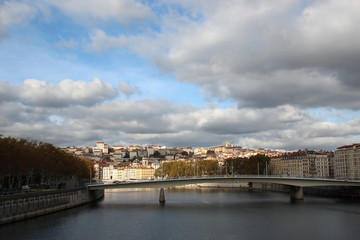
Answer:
270, 150, 330, 178
334, 144, 360, 180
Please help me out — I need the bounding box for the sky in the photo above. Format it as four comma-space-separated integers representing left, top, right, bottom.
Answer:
1, 0, 360, 150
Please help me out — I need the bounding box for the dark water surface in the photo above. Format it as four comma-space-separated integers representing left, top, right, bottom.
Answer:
1, 188, 360, 240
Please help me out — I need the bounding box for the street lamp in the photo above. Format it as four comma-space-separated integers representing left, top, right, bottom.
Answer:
231, 160, 234, 176
265, 162, 268, 176
89, 167, 92, 184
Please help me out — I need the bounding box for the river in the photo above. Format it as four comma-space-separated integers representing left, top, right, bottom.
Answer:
1, 188, 360, 240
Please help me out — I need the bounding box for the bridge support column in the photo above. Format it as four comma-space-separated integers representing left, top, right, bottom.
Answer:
159, 188, 165, 204
248, 182, 253, 192
290, 186, 304, 202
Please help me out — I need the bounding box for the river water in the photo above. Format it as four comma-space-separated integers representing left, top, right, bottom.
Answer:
1, 188, 360, 240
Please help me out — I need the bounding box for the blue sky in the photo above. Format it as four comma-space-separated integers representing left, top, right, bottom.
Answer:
1, 0, 360, 150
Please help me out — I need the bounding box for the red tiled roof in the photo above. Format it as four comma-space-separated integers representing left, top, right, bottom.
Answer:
337, 143, 360, 149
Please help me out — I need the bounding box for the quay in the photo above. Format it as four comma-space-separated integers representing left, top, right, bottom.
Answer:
0, 188, 104, 225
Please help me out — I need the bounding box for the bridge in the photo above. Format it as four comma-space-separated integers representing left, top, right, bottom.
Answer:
87, 176, 360, 203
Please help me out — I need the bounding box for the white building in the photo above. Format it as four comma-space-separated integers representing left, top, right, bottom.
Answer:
93, 142, 109, 154
102, 164, 114, 180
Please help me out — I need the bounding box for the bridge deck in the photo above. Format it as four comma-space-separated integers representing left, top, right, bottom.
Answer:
87, 176, 360, 190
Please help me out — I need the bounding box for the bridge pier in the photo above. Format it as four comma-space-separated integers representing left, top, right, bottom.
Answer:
290, 186, 304, 202
159, 188, 165, 204
247, 182, 253, 192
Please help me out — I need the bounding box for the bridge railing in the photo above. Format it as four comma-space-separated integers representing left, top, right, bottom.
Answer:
92, 175, 360, 186
135, 175, 359, 182
153, 174, 302, 180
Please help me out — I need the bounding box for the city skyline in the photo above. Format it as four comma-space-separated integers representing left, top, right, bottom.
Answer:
1, 0, 360, 150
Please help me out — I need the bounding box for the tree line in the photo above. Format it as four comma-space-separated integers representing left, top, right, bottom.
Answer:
0, 137, 92, 190
154, 154, 270, 178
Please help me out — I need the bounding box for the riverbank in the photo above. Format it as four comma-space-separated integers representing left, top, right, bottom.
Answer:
0, 188, 104, 225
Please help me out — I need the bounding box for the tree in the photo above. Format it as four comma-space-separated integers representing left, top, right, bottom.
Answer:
0, 137, 93, 190
117, 162, 130, 168
197, 160, 218, 176
223, 154, 270, 175
153, 151, 162, 158
155, 160, 219, 178
206, 150, 216, 155
249, 154, 270, 175
181, 151, 189, 156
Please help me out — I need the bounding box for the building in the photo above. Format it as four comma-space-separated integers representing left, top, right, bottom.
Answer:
334, 143, 360, 180
128, 145, 143, 152
138, 167, 156, 180
93, 142, 109, 155
270, 150, 330, 178
194, 148, 207, 155
146, 145, 164, 156
117, 167, 155, 181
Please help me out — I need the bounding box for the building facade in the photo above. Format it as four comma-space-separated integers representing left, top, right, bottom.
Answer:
334, 144, 360, 180
270, 150, 330, 178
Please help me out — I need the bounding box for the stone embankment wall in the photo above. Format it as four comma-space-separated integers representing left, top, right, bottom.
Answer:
0, 188, 104, 225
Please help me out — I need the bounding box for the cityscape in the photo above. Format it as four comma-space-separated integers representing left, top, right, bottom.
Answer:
61, 141, 360, 183
1, 0, 360, 239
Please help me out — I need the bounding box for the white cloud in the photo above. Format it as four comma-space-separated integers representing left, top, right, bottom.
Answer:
0, 0, 37, 39
119, 81, 140, 98
85, 0, 360, 109
0, 0, 36, 25
0, 82, 18, 102
0, 102, 26, 127
87, 29, 128, 52
45, 0, 154, 25
167, 105, 308, 135
86, 29, 156, 55
1, 93, 359, 149
19, 78, 118, 107
156, 0, 360, 109
1, 0, 360, 150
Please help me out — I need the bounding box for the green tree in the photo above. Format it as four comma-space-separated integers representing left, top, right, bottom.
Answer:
181, 151, 189, 156
224, 154, 270, 175
153, 151, 162, 158
206, 150, 216, 155
156, 160, 219, 178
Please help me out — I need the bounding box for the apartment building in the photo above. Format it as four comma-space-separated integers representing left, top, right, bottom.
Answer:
334, 143, 360, 180
270, 150, 330, 178
117, 167, 155, 181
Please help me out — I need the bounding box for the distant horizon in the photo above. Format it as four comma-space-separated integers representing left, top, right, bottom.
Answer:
1, 133, 353, 152
56, 140, 346, 153
1, 1, 359, 151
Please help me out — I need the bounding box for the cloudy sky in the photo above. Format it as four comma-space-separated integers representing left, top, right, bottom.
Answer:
1, 0, 360, 150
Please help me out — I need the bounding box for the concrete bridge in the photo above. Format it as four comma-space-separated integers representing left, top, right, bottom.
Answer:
87, 176, 360, 203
